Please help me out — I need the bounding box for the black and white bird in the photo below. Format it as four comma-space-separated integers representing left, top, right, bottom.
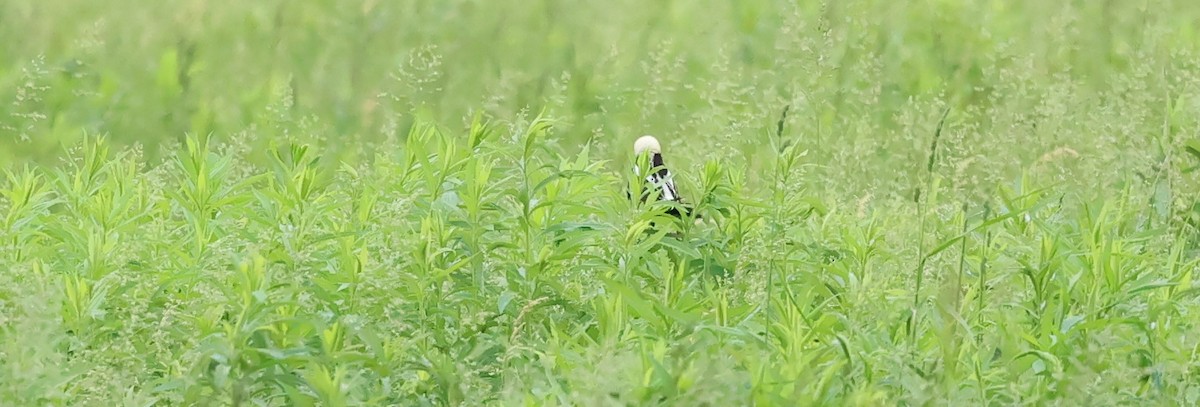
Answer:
631, 135, 695, 220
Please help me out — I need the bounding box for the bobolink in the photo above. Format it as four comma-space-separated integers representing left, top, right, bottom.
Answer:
630, 135, 695, 220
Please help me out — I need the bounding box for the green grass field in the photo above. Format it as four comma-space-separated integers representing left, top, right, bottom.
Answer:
4, 0, 1200, 405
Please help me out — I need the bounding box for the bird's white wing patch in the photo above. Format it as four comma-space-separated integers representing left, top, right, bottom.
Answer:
633, 164, 679, 201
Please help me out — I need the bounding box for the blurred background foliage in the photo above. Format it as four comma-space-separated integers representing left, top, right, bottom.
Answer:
3, 0, 1199, 203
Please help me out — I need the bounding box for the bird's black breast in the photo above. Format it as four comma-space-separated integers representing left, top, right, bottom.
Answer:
651, 153, 669, 178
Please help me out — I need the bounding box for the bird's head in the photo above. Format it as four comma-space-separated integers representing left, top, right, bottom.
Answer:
633, 135, 668, 175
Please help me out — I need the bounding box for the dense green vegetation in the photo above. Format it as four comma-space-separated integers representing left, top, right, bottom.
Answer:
3, 0, 1200, 405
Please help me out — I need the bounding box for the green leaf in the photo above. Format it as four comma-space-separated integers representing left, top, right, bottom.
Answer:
1185, 139, 1200, 161
498, 291, 517, 314
602, 277, 662, 329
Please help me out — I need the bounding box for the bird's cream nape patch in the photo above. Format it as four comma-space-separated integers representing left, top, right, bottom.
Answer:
633, 135, 661, 155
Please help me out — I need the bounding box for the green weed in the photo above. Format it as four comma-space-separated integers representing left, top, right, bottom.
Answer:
3, 0, 1200, 405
